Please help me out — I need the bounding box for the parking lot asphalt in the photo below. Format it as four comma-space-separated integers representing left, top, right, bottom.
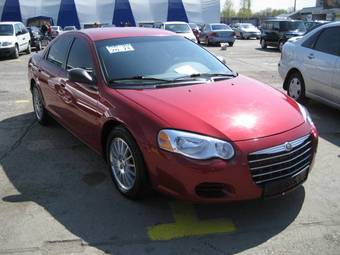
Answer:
0, 39, 339, 255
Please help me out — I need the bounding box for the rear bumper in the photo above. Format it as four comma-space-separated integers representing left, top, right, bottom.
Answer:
210, 36, 236, 43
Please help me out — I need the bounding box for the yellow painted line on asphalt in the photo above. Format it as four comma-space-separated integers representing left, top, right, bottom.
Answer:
15, 100, 30, 104
148, 201, 236, 241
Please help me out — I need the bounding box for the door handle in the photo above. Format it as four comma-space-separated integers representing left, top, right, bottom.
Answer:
308, 54, 315, 60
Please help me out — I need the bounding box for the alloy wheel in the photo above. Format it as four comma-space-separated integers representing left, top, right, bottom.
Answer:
32, 87, 43, 120
288, 77, 302, 100
109, 138, 137, 192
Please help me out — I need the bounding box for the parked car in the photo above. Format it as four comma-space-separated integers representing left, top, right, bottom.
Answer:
27, 26, 43, 51
51, 26, 63, 38
29, 28, 318, 202
63, 26, 77, 31
154, 21, 197, 43
260, 19, 307, 51
304, 20, 330, 32
0, 22, 31, 58
101, 24, 116, 28
138, 21, 155, 28
279, 22, 340, 110
233, 23, 261, 39
199, 23, 236, 46
189, 23, 201, 43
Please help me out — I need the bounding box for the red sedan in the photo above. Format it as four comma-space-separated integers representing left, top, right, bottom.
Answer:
28, 27, 318, 203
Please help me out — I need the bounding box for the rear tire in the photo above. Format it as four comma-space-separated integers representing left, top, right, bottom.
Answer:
228, 42, 234, 47
32, 85, 49, 125
106, 126, 149, 200
287, 71, 306, 103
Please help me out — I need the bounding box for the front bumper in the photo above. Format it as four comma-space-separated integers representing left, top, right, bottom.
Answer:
0, 46, 15, 57
278, 60, 289, 83
146, 123, 318, 203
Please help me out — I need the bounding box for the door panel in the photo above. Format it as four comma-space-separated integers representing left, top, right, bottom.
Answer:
332, 57, 340, 104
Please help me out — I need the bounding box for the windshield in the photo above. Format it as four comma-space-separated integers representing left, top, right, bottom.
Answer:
96, 36, 234, 87
281, 21, 306, 32
0, 24, 14, 36
211, 24, 230, 30
164, 24, 191, 33
240, 24, 255, 29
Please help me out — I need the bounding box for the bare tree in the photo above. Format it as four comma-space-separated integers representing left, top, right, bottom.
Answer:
222, 0, 236, 18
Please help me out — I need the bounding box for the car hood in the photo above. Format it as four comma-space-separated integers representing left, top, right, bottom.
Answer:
117, 75, 305, 141
241, 28, 260, 33
176, 32, 195, 39
0, 36, 15, 42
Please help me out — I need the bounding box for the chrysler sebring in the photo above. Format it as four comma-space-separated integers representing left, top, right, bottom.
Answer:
28, 28, 318, 202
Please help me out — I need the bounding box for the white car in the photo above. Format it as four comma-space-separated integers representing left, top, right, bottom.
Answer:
0, 22, 31, 58
279, 21, 340, 110
233, 23, 261, 39
154, 21, 198, 43
51, 26, 63, 38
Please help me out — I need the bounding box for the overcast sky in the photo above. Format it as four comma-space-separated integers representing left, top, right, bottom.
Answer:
220, 0, 317, 12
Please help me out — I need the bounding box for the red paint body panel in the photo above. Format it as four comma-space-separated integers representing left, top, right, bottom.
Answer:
28, 29, 318, 203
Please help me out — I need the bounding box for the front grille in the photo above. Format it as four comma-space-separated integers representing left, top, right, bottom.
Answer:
248, 134, 313, 185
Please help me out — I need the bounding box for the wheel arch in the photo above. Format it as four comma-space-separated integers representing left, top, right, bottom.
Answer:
283, 68, 304, 91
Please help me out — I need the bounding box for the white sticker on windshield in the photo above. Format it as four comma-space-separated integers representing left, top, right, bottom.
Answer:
174, 65, 199, 75
106, 44, 135, 54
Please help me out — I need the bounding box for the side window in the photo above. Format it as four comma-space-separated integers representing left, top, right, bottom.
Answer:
14, 24, 21, 35
20, 23, 28, 34
273, 22, 280, 31
314, 27, 340, 56
267, 22, 273, 30
47, 36, 73, 68
66, 38, 94, 71
302, 30, 322, 49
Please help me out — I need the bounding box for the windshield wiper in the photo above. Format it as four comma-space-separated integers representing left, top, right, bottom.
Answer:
174, 73, 237, 81
109, 76, 172, 84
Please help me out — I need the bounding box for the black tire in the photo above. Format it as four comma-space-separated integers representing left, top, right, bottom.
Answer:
36, 41, 42, 51
261, 39, 267, 49
240, 32, 244, 39
106, 126, 149, 200
286, 71, 306, 103
228, 42, 234, 47
32, 85, 49, 125
279, 41, 284, 52
26, 43, 31, 54
12, 45, 19, 59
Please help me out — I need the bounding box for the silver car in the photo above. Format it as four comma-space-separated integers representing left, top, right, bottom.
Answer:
199, 23, 236, 47
233, 23, 261, 39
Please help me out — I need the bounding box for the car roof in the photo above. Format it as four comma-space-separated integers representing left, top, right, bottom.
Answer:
163, 21, 188, 25
317, 21, 339, 28
0, 21, 21, 25
76, 27, 175, 41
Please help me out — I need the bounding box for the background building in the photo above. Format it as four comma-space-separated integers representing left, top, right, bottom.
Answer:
0, 0, 220, 28
298, 0, 340, 20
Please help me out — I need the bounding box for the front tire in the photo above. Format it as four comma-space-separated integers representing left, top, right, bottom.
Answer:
287, 71, 306, 102
12, 45, 19, 59
228, 42, 234, 47
26, 43, 31, 54
106, 126, 149, 199
32, 85, 49, 125
279, 41, 284, 52
261, 39, 267, 49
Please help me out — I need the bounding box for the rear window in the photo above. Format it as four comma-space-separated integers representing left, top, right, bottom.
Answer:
314, 27, 340, 56
280, 21, 306, 32
0, 24, 14, 36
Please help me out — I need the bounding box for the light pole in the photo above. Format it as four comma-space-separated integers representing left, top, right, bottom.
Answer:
294, 0, 297, 12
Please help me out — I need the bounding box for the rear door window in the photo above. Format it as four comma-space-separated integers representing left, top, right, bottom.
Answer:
314, 27, 340, 56
47, 35, 73, 68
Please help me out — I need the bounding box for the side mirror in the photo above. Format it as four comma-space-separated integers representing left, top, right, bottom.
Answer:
217, 55, 227, 64
68, 68, 95, 85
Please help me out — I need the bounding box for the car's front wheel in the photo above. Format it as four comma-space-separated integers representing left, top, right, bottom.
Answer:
261, 39, 267, 49
12, 45, 19, 59
26, 43, 31, 54
287, 71, 306, 102
106, 126, 148, 199
228, 42, 234, 47
32, 85, 49, 125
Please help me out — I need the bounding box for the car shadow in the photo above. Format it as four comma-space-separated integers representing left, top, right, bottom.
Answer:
304, 100, 340, 147
0, 112, 305, 254
255, 47, 280, 53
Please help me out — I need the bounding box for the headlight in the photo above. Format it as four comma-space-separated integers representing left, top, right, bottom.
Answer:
158, 129, 235, 160
298, 103, 314, 126
2, 41, 13, 47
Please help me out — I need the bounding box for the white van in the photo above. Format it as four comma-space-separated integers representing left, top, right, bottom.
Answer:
0, 22, 31, 59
